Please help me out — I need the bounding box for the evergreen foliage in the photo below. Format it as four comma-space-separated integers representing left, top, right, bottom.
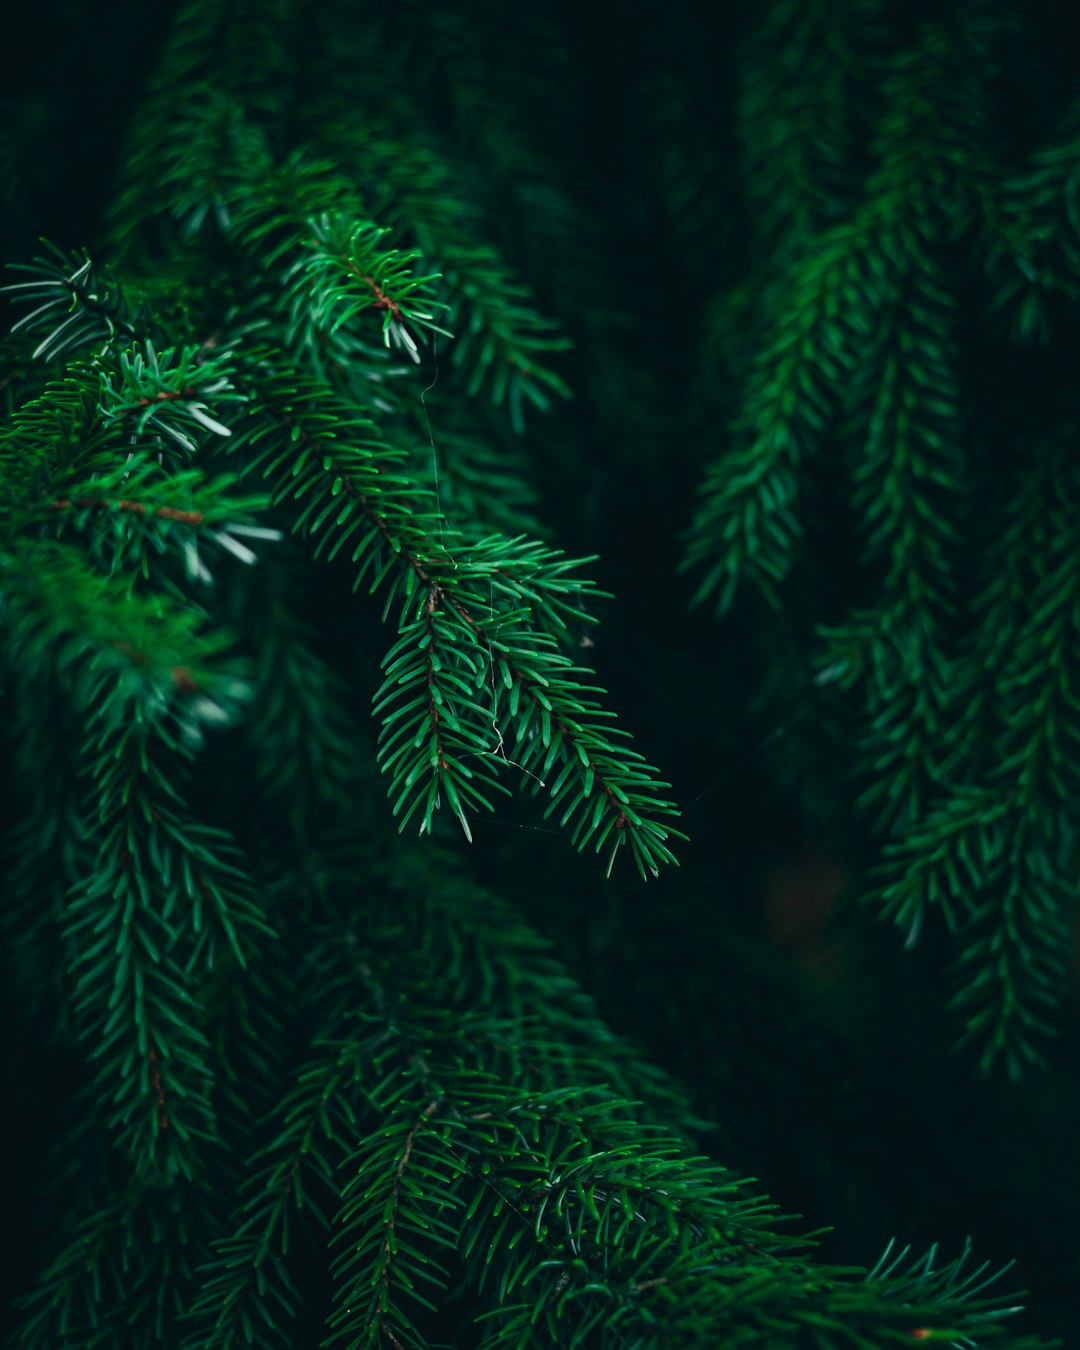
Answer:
3, 0, 1079, 1346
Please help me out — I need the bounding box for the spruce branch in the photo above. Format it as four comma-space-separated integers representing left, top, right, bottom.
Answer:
293, 888, 1045, 1350
227, 358, 683, 877
114, 72, 573, 435
181, 1036, 350, 1350
229, 153, 548, 537
106, 0, 292, 257
736, 0, 881, 256
386, 847, 710, 1138
864, 450, 1080, 1074
0, 365, 125, 508
980, 94, 1080, 343
60, 725, 264, 1180
285, 212, 452, 365
97, 340, 240, 453
684, 13, 995, 618
2, 540, 261, 1178
2, 242, 141, 362
4, 5, 1076, 1344
14, 453, 277, 587
298, 925, 784, 1349
297, 103, 574, 429
816, 245, 965, 835
9, 1183, 202, 1350
0, 256, 251, 490
950, 848, 1071, 1081
172, 926, 300, 1350
947, 462, 1080, 1077
681, 223, 870, 614
867, 786, 1012, 946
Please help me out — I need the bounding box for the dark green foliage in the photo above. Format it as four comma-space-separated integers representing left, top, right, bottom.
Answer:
2, 0, 1079, 1346
683, 4, 1080, 1084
